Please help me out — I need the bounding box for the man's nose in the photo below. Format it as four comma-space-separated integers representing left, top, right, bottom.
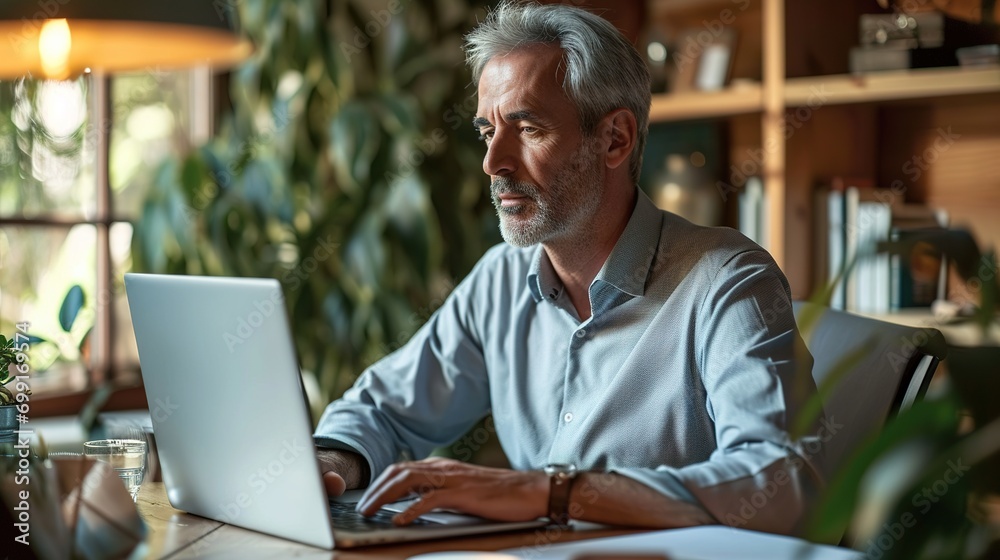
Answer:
482, 130, 517, 177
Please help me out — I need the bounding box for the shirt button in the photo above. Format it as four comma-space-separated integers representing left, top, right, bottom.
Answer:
563, 412, 574, 423
575, 329, 586, 338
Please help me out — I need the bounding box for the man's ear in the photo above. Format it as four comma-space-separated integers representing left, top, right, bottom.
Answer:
599, 109, 637, 171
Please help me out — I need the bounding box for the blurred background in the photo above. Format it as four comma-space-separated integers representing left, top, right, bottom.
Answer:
0, 0, 998, 476
1, 0, 999, 556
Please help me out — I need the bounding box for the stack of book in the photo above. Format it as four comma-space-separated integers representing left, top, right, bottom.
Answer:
813, 177, 948, 313
738, 176, 767, 250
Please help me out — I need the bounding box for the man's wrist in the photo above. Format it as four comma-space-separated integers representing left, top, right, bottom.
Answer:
316, 447, 371, 489
544, 463, 579, 526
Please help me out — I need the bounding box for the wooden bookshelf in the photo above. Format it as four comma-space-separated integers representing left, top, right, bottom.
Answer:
643, 0, 1000, 299
649, 84, 763, 122
784, 66, 1000, 107
649, 66, 1000, 122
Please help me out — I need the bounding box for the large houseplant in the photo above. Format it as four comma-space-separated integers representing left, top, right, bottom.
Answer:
132, 0, 498, 415
806, 229, 1000, 559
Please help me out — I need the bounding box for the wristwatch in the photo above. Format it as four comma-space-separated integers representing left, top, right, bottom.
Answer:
544, 463, 578, 527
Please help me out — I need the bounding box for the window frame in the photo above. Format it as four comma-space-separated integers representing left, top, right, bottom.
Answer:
0, 67, 213, 408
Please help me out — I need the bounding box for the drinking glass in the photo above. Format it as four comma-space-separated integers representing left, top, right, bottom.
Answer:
83, 439, 147, 502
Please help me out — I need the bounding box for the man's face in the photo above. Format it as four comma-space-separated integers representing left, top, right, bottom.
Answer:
474, 44, 604, 247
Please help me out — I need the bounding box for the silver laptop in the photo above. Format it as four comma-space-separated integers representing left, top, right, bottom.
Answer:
124, 273, 546, 549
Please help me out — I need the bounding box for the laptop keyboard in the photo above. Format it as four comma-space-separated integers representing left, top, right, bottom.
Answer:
329, 501, 432, 532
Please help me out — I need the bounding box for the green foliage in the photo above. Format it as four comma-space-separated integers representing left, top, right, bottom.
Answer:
58, 285, 85, 333
805, 228, 1000, 558
0, 335, 18, 405
131, 0, 500, 410
0, 333, 33, 406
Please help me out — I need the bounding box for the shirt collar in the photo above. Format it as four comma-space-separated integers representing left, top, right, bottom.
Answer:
592, 189, 662, 298
526, 189, 663, 303
527, 244, 561, 303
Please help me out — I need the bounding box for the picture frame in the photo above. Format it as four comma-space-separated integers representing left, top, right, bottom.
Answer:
670, 28, 738, 93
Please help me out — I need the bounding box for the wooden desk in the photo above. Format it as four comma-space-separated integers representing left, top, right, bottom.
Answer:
136, 482, 643, 559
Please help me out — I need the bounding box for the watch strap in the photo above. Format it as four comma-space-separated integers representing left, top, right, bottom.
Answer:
546, 465, 577, 526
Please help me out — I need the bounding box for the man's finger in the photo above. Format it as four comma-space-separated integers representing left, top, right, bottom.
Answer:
359, 467, 445, 516
393, 494, 441, 526
323, 471, 347, 497
357, 463, 404, 512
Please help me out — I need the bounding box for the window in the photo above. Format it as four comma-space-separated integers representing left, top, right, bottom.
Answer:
0, 68, 211, 400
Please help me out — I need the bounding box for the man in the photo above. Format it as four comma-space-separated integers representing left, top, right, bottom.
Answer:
314, 1, 820, 534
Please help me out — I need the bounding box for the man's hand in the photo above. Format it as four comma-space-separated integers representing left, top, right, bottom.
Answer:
316, 448, 370, 497
357, 457, 548, 526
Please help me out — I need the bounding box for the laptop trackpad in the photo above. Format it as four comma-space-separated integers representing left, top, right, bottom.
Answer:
334, 491, 490, 526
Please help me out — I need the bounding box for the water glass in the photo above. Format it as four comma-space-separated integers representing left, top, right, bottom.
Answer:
83, 439, 147, 502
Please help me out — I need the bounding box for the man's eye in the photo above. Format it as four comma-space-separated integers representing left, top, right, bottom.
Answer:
521, 127, 537, 134
478, 130, 494, 142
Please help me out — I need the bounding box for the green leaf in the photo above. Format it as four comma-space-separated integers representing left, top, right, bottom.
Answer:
376, 94, 421, 134
328, 100, 381, 192
59, 285, 85, 333
181, 155, 206, 200
78, 383, 114, 434
806, 398, 960, 543
141, 202, 170, 272
386, 174, 436, 282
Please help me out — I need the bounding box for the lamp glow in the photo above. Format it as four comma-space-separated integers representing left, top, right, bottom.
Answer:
38, 19, 71, 80
0, 2, 252, 78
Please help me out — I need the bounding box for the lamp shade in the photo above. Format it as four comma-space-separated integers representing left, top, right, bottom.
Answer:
0, 0, 253, 79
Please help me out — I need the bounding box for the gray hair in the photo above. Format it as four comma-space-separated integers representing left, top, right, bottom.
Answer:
464, 1, 651, 185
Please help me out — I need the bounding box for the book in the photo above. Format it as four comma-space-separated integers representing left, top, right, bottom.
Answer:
814, 177, 878, 310
738, 176, 767, 249
853, 201, 892, 313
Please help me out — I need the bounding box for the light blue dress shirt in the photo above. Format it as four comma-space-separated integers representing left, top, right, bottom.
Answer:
315, 190, 822, 534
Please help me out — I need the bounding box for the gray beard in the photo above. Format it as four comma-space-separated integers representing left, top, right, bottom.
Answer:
490, 139, 603, 248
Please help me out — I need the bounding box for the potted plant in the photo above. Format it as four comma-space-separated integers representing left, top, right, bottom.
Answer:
0, 333, 27, 444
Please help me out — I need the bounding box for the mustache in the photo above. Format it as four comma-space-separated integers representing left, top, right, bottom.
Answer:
490, 176, 538, 200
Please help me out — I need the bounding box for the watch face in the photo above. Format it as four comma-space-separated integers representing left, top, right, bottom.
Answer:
544, 463, 578, 476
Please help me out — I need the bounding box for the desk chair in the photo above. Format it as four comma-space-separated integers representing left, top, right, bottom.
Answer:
792, 302, 947, 543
